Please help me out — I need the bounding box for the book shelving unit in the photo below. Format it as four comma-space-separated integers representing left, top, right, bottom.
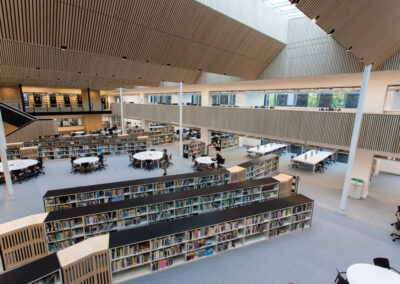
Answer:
183, 140, 205, 159
237, 154, 279, 180
0, 195, 313, 284
213, 135, 239, 150
109, 194, 313, 282
17, 134, 149, 160
6, 142, 23, 160
43, 169, 231, 212
43, 178, 281, 253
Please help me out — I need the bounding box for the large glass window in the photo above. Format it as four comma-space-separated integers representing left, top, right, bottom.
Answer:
211, 94, 236, 106
318, 93, 333, 108
58, 118, 83, 127
345, 92, 359, 108
295, 93, 308, 107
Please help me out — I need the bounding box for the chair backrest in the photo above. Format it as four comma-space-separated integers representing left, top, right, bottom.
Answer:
81, 162, 89, 169
169, 154, 172, 160
373, 257, 390, 269
335, 273, 349, 284
150, 149, 156, 151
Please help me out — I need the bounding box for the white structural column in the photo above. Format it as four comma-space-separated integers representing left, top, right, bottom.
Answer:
339, 64, 372, 214
119, 88, 125, 134
0, 109, 14, 199
179, 82, 183, 157
201, 90, 211, 106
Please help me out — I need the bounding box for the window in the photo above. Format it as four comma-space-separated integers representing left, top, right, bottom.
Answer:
332, 93, 345, 108
307, 93, 318, 107
318, 93, 332, 108
295, 93, 308, 107
211, 94, 235, 106
58, 118, 83, 127
276, 93, 288, 106
191, 95, 201, 105
345, 93, 359, 108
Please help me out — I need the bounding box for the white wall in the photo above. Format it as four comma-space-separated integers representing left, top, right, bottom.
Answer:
196, 0, 287, 43
171, 95, 192, 104
196, 72, 244, 84
242, 94, 265, 106
240, 136, 261, 147
376, 159, 400, 176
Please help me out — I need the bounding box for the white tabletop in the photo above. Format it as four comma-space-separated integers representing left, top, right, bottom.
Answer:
347, 263, 400, 284
73, 157, 99, 165
292, 150, 333, 165
196, 156, 216, 165
71, 131, 85, 135
133, 151, 163, 161
0, 159, 38, 172
248, 143, 287, 154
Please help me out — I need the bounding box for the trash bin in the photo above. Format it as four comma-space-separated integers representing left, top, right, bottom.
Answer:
348, 178, 364, 199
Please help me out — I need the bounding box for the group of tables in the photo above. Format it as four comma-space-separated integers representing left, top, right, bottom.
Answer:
290, 149, 334, 173
132, 151, 164, 168
247, 143, 287, 155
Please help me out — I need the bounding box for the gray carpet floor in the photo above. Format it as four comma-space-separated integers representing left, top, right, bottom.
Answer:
0, 143, 399, 283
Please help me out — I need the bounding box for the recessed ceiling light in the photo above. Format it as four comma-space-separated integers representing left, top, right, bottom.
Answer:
198, 68, 202, 72
36, 67, 40, 70
61, 45, 67, 50
291, 0, 300, 6
166, 63, 171, 67
146, 59, 150, 63
360, 57, 364, 61
139, 77, 142, 80
311, 15, 320, 23
346, 46, 352, 52
78, 71, 81, 74
112, 75, 115, 77
122, 56, 127, 60
57, 78, 60, 81
25, 76, 30, 79
223, 73, 227, 75
328, 29, 335, 36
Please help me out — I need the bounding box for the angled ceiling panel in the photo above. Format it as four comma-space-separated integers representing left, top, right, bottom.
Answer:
296, 0, 400, 68
0, 0, 285, 89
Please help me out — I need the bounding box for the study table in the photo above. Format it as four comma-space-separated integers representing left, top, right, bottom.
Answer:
73, 157, 99, 166
195, 156, 216, 165
0, 159, 38, 173
71, 131, 85, 136
290, 150, 333, 173
133, 151, 163, 168
247, 143, 287, 155
347, 263, 400, 284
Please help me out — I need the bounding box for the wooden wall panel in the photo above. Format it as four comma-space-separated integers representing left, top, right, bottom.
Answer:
296, 0, 400, 68
61, 250, 111, 284
119, 104, 400, 155
0, 0, 285, 88
6, 119, 58, 143
0, 224, 48, 270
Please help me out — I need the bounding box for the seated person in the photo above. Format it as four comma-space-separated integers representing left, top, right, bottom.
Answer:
215, 152, 224, 168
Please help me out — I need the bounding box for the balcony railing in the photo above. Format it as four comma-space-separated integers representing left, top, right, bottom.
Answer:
6, 103, 111, 113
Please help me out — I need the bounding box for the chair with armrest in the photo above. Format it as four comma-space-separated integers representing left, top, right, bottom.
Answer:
168, 154, 173, 166
390, 206, 400, 242
80, 162, 91, 174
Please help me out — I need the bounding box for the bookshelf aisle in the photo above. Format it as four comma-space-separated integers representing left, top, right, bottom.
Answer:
43, 178, 281, 253
43, 169, 231, 211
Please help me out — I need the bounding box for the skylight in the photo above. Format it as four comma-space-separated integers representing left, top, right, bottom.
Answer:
263, 0, 306, 19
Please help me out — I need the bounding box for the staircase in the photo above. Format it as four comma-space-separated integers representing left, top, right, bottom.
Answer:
0, 103, 58, 143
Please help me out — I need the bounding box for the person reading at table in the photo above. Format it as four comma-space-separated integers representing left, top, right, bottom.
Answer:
216, 152, 224, 168
162, 149, 169, 176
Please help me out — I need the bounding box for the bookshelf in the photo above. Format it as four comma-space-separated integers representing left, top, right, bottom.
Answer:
43, 169, 231, 212
6, 142, 23, 160
183, 140, 205, 159
109, 194, 313, 282
43, 178, 280, 253
212, 135, 239, 150
237, 154, 279, 180
148, 126, 175, 146
21, 135, 150, 160
0, 195, 313, 284
20, 146, 39, 159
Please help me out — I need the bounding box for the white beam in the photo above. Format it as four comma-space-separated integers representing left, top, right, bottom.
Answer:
339, 64, 372, 214
119, 88, 125, 135
0, 109, 14, 199
179, 82, 183, 157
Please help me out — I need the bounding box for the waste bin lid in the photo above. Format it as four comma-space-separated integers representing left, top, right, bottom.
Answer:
351, 178, 364, 184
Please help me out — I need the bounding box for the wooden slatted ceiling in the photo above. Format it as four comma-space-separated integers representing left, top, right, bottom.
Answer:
296, 0, 400, 68
0, 0, 285, 89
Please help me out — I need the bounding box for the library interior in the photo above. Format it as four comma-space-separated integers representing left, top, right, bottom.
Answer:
0, 0, 400, 283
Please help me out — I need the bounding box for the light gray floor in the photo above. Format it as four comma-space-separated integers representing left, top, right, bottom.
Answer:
0, 143, 399, 283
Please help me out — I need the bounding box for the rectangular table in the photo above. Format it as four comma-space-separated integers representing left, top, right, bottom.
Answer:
247, 143, 287, 155
291, 150, 333, 173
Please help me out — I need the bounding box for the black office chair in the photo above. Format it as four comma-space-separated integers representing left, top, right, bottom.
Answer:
36, 157, 45, 175
128, 154, 134, 167
373, 258, 400, 272
150, 149, 156, 151
391, 206, 400, 226
80, 162, 91, 174
144, 160, 153, 171
334, 268, 349, 284
168, 154, 173, 166
27, 165, 38, 178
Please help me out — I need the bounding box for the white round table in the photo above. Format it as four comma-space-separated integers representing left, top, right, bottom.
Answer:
347, 263, 400, 284
133, 151, 163, 168
73, 157, 99, 165
0, 159, 38, 173
195, 156, 216, 165
71, 131, 85, 136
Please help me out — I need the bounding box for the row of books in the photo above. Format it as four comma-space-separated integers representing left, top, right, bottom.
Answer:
152, 244, 185, 260
151, 235, 184, 249
111, 242, 150, 259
